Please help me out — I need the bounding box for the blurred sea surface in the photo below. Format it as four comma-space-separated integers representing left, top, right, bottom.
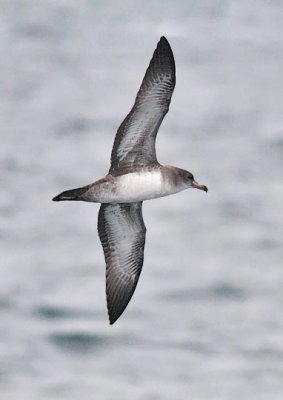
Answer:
1, 1, 283, 399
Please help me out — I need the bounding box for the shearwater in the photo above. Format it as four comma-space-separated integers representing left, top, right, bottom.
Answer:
53, 36, 208, 325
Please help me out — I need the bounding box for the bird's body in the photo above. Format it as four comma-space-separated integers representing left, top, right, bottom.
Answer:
53, 37, 207, 324
56, 165, 195, 204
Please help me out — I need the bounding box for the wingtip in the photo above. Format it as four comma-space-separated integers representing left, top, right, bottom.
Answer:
108, 314, 118, 326
157, 36, 173, 57
160, 36, 169, 44
108, 307, 124, 325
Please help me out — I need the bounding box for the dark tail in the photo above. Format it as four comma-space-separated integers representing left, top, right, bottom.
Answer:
52, 185, 91, 202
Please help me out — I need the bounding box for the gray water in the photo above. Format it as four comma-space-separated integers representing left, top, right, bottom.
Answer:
1, 1, 283, 399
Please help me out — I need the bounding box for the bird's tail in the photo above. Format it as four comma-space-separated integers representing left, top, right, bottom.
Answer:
52, 184, 91, 202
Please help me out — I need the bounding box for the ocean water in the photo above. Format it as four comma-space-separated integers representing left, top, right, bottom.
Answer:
1, 1, 283, 399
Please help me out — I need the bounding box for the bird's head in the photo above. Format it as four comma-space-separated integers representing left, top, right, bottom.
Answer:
179, 168, 208, 192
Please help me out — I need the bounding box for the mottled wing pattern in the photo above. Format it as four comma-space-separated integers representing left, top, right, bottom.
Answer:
109, 36, 176, 176
98, 202, 146, 324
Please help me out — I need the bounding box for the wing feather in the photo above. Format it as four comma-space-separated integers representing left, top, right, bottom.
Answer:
109, 36, 176, 176
98, 202, 146, 324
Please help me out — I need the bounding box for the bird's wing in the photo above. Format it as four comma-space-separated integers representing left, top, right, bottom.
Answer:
98, 202, 146, 324
109, 36, 176, 176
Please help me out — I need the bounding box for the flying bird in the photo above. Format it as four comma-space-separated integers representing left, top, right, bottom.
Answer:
53, 36, 207, 325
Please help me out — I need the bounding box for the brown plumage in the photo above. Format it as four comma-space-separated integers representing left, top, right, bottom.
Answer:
109, 36, 175, 176
98, 202, 146, 324
53, 36, 207, 325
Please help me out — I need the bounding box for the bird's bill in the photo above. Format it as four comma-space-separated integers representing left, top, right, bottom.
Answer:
192, 181, 208, 192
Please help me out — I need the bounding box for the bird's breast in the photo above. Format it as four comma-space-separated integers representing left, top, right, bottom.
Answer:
109, 170, 180, 203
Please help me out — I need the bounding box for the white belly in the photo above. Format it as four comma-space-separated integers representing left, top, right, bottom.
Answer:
112, 170, 177, 202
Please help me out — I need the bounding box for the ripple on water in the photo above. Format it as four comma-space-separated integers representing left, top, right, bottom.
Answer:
0, 297, 13, 310
54, 117, 93, 136
211, 283, 247, 300
164, 282, 248, 302
33, 304, 97, 320
49, 331, 108, 354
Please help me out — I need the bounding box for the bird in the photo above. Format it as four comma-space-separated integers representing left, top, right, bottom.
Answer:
53, 36, 207, 325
